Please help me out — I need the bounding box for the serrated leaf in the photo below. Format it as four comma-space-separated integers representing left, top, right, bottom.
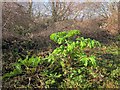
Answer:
81, 56, 89, 66
60, 61, 65, 68
89, 55, 96, 66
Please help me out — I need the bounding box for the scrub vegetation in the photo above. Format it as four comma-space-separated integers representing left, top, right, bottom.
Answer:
2, 1, 120, 89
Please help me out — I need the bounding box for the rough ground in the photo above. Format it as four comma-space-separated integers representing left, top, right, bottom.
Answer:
2, 20, 120, 89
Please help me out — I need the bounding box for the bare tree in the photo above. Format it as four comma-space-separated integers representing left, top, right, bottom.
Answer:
28, 0, 33, 17
43, 1, 74, 22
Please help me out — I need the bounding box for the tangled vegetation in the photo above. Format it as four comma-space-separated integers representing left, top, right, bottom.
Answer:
3, 30, 120, 89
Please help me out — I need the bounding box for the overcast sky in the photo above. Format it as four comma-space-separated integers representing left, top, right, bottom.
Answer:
16, 0, 119, 2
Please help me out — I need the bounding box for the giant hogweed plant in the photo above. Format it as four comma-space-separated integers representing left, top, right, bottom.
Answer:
3, 30, 102, 88
49, 30, 101, 67
44, 30, 102, 88
3, 56, 42, 79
